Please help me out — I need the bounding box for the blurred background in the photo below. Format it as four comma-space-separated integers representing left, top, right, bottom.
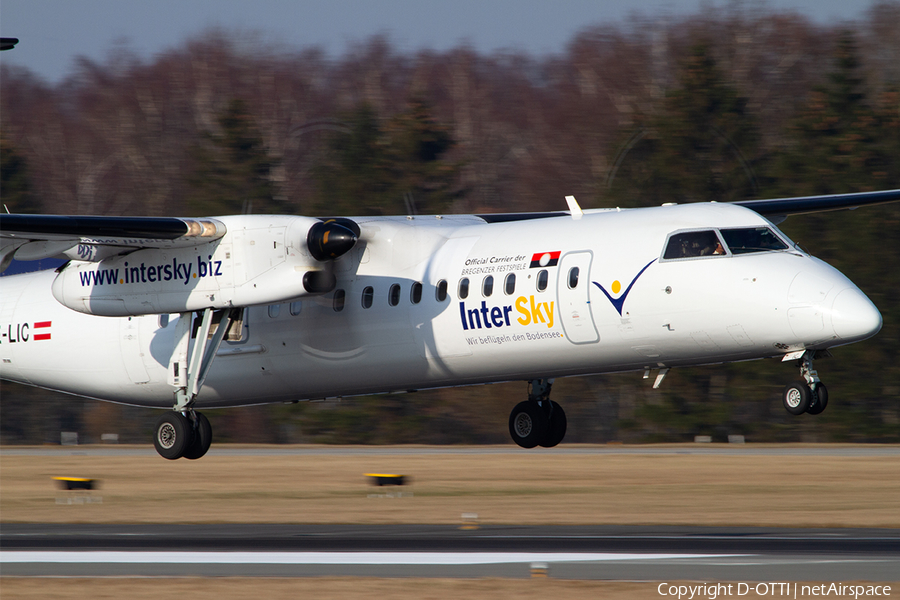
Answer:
1, 1, 898, 445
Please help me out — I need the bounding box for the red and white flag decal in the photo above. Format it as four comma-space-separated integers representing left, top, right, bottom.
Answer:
530, 251, 560, 268
33, 321, 52, 341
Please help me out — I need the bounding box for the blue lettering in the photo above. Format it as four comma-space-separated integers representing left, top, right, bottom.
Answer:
467, 307, 482, 330
479, 301, 492, 329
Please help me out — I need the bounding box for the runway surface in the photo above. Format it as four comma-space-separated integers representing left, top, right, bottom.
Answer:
4, 443, 900, 458
3, 524, 899, 580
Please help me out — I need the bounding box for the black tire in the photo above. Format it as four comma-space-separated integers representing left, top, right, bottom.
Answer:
782, 381, 812, 415
539, 401, 567, 448
183, 412, 212, 460
806, 383, 829, 415
509, 401, 548, 449
153, 412, 193, 460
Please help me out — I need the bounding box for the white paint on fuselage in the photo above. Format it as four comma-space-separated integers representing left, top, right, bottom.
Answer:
0, 203, 882, 409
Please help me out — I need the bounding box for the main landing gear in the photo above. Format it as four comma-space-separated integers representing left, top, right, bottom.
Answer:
151, 307, 235, 460
509, 378, 567, 448
154, 411, 212, 460
782, 350, 829, 416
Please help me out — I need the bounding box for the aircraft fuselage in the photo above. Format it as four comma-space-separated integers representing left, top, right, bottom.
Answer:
0, 203, 881, 410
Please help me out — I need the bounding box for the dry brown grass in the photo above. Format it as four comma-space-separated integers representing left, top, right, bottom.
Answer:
2, 445, 899, 526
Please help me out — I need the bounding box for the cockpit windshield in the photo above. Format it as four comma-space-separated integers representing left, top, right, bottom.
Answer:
720, 227, 788, 254
662, 226, 792, 261
663, 230, 726, 259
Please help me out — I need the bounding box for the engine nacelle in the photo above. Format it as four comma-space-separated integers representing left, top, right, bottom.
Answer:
50, 215, 357, 316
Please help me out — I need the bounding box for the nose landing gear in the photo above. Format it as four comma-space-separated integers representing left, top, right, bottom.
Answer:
508, 379, 568, 448
782, 350, 829, 416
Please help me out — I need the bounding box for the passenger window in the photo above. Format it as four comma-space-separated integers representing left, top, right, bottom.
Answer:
333, 289, 345, 312
458, 278, 469, 299
389, 284, 401, 306
268, 304, 281, 318
483, 275, 494, 297
720, 227, 789, 254
290, 301, 302, 316
537, 269, 548, 292
568, 266, 579, 289
158, 314, 169, 328
361, 286, 374, 309
410, 282, 423, 304
436, 279, 448, 302
504, 273, 516, 295
663, 230, 725, 259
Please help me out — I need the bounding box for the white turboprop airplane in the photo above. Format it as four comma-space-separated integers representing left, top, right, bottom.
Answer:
1, 190, 897, 459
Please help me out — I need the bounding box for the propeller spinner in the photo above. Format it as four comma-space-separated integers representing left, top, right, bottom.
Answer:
304, 218, 360, 294
307, 219, 359, 261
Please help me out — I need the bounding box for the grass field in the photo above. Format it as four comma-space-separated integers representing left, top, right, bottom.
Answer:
2, 444, 899, 526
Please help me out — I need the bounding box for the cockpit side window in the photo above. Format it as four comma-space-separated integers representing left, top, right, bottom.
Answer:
663, 230, 726, 260
720, 227, 788, 254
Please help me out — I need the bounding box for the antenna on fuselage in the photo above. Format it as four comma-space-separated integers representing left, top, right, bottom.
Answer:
565, 195, 584, 220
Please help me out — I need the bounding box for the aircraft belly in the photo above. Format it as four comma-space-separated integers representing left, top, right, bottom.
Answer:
198, 302, 429, 405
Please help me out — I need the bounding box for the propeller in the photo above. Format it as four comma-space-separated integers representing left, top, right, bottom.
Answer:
303, 218, 360, 293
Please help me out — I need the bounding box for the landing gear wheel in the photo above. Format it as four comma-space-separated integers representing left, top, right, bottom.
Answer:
539, 401, 567, 448
183, 412, 212, 459
153, 412, 194, 460
782, 381, 812, 416
806, 384, 829, 415
509, 401, 548, 449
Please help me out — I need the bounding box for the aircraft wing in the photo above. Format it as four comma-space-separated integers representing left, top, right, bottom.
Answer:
732, 189, 900, 223
476, 189, 900, 224
0, 214, 225, 271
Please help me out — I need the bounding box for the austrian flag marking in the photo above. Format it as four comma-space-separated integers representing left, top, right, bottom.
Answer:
530, 251, 560, 268
33, 321, 52, 341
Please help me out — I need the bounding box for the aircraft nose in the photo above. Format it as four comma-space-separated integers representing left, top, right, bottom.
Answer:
831, 287, 882, 342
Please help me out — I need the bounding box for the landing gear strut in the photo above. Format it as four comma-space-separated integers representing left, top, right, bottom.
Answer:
152, 308, 234, 459
782, 350, 829, 416
508, 378, 567, 449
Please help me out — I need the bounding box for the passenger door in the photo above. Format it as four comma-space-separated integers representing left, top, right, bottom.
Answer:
556, 251, 600, 344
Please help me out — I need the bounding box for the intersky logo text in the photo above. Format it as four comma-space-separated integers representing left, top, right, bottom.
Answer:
78, 256, 223, 287
459, 295, 555, 331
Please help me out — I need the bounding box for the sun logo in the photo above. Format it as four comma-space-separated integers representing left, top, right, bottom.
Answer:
592, 259, 657, 316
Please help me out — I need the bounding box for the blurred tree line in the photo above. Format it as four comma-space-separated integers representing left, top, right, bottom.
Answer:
2, 4, 899, 444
